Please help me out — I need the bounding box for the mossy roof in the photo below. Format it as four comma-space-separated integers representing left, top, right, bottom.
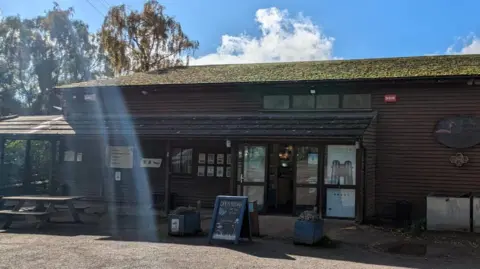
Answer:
57, 54, 480, 89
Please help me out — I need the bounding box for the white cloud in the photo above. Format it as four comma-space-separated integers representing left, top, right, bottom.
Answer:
446, 34, 480, 54
191, 7, 335, 65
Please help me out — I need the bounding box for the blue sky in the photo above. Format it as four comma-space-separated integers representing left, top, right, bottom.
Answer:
1, 0, 479, 64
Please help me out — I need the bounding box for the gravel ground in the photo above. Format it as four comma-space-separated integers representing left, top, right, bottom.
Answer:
0, 228, 478, 269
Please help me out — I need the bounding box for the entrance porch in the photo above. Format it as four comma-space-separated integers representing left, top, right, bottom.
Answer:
0, 112, 376, 222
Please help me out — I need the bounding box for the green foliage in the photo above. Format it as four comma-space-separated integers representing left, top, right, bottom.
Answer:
0, 3, 112, 115
100, 0, 199, 75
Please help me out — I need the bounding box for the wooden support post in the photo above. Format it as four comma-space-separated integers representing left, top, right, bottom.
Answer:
230, 141, 238, 195
47, 139, 57, 195
356, 146, 365, 223
0, 136, 4, 187
164, 140, 171, 214
24, 139, 32, 194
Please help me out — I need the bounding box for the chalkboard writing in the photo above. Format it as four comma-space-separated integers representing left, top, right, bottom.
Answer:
209, 195, 251, 244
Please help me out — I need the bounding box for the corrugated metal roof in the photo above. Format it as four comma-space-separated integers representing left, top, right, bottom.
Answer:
56, 55, 480, 89
0, 112, 376, 138
0, 115, 74, 135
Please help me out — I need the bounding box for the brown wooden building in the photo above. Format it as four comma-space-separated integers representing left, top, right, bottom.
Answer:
0, 55, 479, 222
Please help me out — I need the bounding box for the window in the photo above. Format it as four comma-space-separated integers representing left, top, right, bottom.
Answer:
343, 94, 371, 109
292, 95, 315, 109
263, 95, 289, 109
316, 94, 340, 109
171, 148, 192, 174
263, 93, 370, 109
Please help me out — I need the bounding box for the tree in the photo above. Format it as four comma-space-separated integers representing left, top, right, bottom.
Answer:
0, 3, 112, 115
100, 0, 199, 75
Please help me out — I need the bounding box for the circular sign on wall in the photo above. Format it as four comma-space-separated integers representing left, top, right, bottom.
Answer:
434, 116, 480, 149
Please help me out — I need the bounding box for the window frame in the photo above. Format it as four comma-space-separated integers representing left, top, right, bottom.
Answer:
261, 93, 371, 110
170, 147, 193, 175
342, 93, 371, 109
263, 95, 291, 110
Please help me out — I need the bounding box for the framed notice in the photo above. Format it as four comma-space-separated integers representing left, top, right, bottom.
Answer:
207, 154, 215, 164
198, 166, 205, 177
217, 154, 224, 165
216, 166, 224, 177
207, 166, 215, 177
198, 153, 206, 164
226, 154, 232, 165
108, 146, 134, 169
226, 167, 231, 178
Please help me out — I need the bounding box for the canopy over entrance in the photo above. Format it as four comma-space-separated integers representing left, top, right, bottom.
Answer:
0, 112, 376, 139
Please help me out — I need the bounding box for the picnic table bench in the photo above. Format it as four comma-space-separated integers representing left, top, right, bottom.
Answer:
0, 196, 85, 229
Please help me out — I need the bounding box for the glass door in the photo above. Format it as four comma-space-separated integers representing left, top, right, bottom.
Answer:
237, 144, 267, 212
294, 146, 320, 215
323, 145, 357, 218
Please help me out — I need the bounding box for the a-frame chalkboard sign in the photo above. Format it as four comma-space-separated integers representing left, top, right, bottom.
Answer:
208, 195, 252, 244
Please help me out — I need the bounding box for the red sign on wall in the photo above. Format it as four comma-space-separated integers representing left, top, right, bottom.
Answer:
384, 94, 397, 103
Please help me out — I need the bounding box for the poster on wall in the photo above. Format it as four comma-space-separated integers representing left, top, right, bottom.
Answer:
326, 188, 356, 218
216, 166, 224, 177
324, 145, 356, 185
198, 153, 206, 164
198, 166, 205, 176
226, 154, 232, 165
217, 154, 224, 165
207, 154, 215, 164
109, 146, 134, 169
207, 166, 215, 177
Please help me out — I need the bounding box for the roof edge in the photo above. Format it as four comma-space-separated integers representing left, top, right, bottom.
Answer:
55, 74, 480, 90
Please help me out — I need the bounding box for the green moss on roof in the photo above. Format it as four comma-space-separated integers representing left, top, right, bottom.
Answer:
57, 55, 480, 89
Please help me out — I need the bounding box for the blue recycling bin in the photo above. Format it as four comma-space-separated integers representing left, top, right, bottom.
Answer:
293, 219, 324, 245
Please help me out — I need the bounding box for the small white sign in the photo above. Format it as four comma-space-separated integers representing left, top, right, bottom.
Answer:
171, 218, 179, 233
217, 154, 224, 165
141, 158, 162, 168
198, 153, 206, 164
207, 154, 215, 164
207, 166, 215, 177
64, 151, 75, 162
76, 153, 83, 162
115, 171, 121, 181
226, 167, 231, 178
198, 166, 205, 177
216, 166, 224, 177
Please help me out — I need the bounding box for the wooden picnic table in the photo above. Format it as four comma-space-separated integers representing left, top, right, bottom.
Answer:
0, 195, 85, 229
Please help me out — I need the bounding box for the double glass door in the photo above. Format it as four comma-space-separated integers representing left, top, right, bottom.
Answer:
236, 143, 357, 219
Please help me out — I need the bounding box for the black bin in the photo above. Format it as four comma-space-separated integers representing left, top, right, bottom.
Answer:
395, 200, 412, 227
